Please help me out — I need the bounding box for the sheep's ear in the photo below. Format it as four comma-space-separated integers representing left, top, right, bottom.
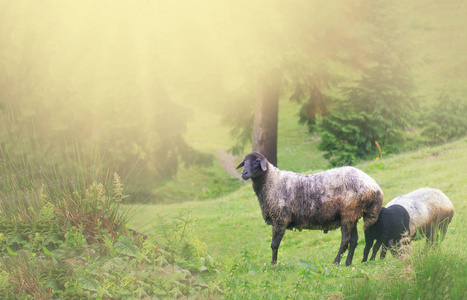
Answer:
236, 159, 245, 169
260, 158, 267, 171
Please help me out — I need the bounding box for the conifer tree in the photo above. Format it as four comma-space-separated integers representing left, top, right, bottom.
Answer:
318, 0, 417, 166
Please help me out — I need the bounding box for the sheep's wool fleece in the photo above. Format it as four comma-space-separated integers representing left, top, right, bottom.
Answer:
260, 164, 382, 231
386, 187, 454, 236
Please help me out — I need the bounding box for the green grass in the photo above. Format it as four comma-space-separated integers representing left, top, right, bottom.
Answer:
149, 160, 244, 204
151, 102, 243, 203
130, 136, 467, 299
277, 101, 327, 173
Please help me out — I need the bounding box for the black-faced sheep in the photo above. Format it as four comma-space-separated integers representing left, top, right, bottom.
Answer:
362, 204, 410, 262
236, 152, 383, 266
385, 187, 454, 244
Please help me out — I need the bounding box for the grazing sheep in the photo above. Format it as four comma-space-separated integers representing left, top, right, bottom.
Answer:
385, 188, 454, 244
362, 205, 410, 262
236, 152, 383, 266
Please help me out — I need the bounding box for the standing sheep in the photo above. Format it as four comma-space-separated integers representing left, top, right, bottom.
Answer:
362, 204, 410, 262
385, 187, 454, 244
236, 152, 383, 266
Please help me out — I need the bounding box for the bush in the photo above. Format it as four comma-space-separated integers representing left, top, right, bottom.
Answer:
0, 142, 221, 298
0, 181, 222, 299
422, 95, 467, 144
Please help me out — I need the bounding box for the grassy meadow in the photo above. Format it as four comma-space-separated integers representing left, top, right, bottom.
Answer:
1, 102, 465, 298
130, 135, 467, 299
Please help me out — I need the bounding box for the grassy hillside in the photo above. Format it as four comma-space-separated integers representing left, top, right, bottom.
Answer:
130, 137, 467, 298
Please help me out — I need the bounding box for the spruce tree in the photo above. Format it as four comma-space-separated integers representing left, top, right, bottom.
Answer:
318, 0, 417, 166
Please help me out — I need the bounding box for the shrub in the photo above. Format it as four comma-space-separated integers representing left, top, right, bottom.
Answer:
421, 95, 467, 144
0, 145, 221, 298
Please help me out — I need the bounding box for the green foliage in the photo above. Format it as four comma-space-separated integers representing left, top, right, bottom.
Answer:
1, 221, 222, 299
221, 83, 256, 155
115, 236, 139, 257
318, 0, 417, 166
289, 62, 345, 133
0, 144, 221, 298
421, 94, 467, 144
0, 204, 221, 299
318, 109, 368, 166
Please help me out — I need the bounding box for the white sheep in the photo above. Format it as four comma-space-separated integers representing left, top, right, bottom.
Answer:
385, 187, 454, 244
237, 152, 383, 266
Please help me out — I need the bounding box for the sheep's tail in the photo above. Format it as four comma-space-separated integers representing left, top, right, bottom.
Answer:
363, 190, 383, 231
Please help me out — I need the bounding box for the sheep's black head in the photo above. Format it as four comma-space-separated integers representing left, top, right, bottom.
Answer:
236, 152, 268, 180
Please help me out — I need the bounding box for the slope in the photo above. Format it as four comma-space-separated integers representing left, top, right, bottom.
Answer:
130, 136, 467, 298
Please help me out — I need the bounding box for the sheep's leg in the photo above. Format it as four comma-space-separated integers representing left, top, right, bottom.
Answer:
425, 223, 435, 247
389, 240, 399, 257
362, 237, 374, 263
345, 225, 358, 266
428, 228, 441, 246
271, 223, 286, 264
370, 239, 383, 260
333, 225, 351, 265
439, 219, 449, 242
380, 242, 388, 259
433, 218, 450, 246
390, 247, 398, 258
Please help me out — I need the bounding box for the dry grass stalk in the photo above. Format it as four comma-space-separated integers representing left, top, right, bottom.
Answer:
398, 231, 415, 281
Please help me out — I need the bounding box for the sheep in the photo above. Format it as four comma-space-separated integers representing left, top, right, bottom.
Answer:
236, 151, 383, 266
362, 204, 410, 262
385, 187, 454, 245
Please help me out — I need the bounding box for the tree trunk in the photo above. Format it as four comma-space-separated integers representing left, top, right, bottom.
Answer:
252, 69, 281, 167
